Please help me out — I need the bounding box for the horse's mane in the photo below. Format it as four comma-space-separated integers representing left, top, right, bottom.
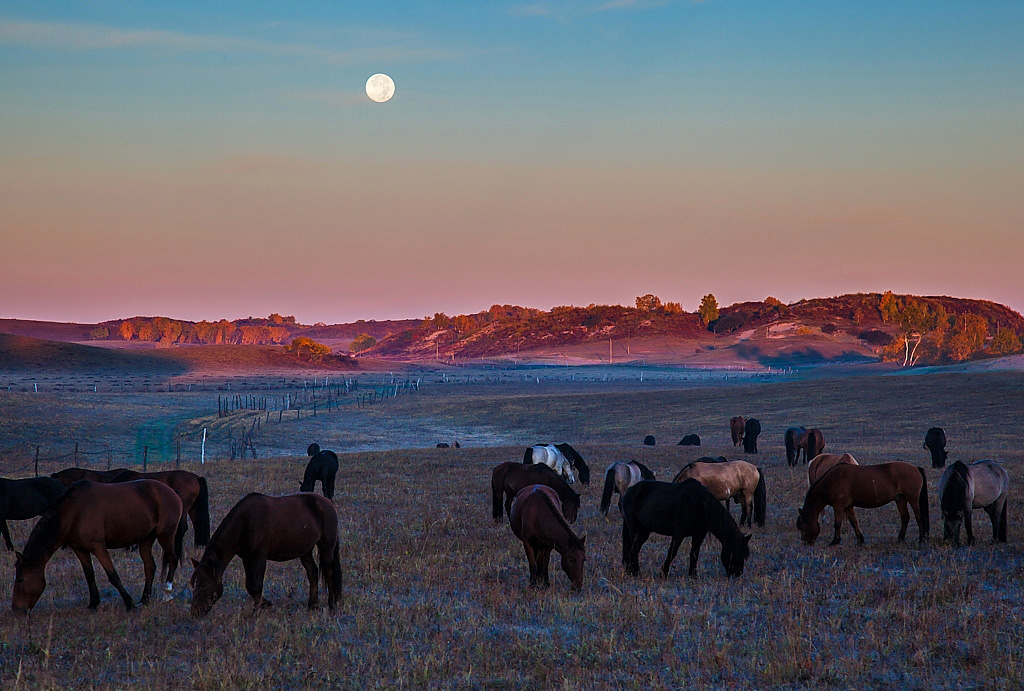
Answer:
633, 461, 655, 481
696, 484, 744, 545
537, 489, 582, 547
941, 462, 970, 514
207, 492, 265, 553
22, 496, 68, 567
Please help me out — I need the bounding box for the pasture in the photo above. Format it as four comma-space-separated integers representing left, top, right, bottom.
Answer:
1, 368, 1024, 688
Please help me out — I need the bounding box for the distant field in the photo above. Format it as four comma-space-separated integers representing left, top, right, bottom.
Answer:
1, 367, 1023, 688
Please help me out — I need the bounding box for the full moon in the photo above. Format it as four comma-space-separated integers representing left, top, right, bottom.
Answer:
365, 73, 395, 103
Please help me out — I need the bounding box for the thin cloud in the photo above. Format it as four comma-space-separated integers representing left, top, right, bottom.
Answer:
510, 0, 672, 19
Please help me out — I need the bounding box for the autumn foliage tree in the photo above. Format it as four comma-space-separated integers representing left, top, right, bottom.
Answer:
698, 294, 719, 326
635, 294, 662, 312
286, 337, 331, 362
350, 333, 377, 352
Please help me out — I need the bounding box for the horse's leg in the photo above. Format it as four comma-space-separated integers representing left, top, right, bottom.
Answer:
964, 508, 975, 546
325, 474, 336, 500
661, 536, 684, 578
92, 545, 135, 611
300, 551, 319, 609
688, 531, 707, 576
895, 498, 910, 543
1, 520, 13, 551
537, 546, 552, 588
522, 541, 540, 587
244, 555, 271, 610
137, 537, 157, 605
72, 547, 103, 609
843, 506, 865, 544
155, 527, 180, 595
622, 521, 649, 577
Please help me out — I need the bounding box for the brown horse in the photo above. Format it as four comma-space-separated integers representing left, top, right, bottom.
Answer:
51, 467, 130, 486
491, 461, 580, 524
800, 429, 826, 462
730, 416, 745, 446
797, 462, 929, 546
807, 453, 859, 487
189, 492, 342, 616
12, 480, 183, 614
509, 485, 586, 590
110, 469, 211, 548
672, 460, 766, 527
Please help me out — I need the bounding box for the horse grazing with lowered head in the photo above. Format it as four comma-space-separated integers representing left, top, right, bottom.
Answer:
730, 416, 745, 446
190, 492, 342, 616
509, 485, 586, 590
742, 418, 761, 453
50, 467, 129, 486
672, 460, 766, 528
807, 453, 859, 487
492, 462, 580, 524
13, 480, 183, 614
109, 469, 211, 548
301, 443, 339, 499
784, 427, 807, 466
797, 462, 929, 546
0, 476, 66, 551
924, 427, 948, 468
938, 460, 1009, 546
599, 461, 655, 515
523, 443, 589, 485
677, 434, 700, 446
622, 480, 751, 578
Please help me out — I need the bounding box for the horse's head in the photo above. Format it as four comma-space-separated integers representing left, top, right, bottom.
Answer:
721, 534, 751, 577
299, 479, 313, 492
307, 443, 320, 458
562, 535, 586, 590
796, 508, 820, 545
11, 552, 45, 616
189, 556, 224, 618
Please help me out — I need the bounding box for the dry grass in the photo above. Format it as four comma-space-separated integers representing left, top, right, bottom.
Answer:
2, 370, 1024, 688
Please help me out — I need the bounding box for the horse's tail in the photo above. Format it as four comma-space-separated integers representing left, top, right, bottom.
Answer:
785, 437, 796, 467
917, 466, 930, 538
491, 471, 505, 523
522, 447, 534, 464
194, 477, 211, 548
173, 511, 186, 563
599, 465, 617, 516
330, 539, 343, 603
999, 499, 1008, 542
752, 468, 766, 527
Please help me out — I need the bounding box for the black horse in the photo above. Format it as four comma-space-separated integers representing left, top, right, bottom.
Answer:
0, 476, 67, 550
924, 427, 948, 468
621, 480, 751, 578
677, 434, 701, 446
784, 427, 807, 466
301, 443, 339, 499
742, 418, 761, 454
643, 435, 656, 446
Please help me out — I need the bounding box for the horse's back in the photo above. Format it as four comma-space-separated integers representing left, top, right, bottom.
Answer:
968, 460, 1009, 507
63, 480, 182, 545
223, 492, 338, 558
807, 453, 858, 485
509, 484, 563, 541
829, 462, 922, 505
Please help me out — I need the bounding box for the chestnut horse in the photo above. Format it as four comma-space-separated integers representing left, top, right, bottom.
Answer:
599, 460, 655, 515
797, 462, 929, 546
730, 416, 745, 446
12, 480, 183, 614
938, 460, 1009, 546
51, 467, 130, 486
806, 453, 859, 487
672, 460, 766, 528
801, 429, 826, 462
0, 476, 66, 551
509, 485, 586, 590
111, 469, 211, 548
491, 461, 580, 524
190, 492, 342, 616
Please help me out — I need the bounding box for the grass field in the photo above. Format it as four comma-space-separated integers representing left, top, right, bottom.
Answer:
1, 368, 1023, 689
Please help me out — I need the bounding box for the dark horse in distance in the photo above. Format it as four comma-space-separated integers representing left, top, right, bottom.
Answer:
492, 462, 580, 524
924, 427, 948, 468
301, 443, 339, 499
784, 427, 807, 466
621, 480, 751, 578
509, 485, 586, 590
13, 480, 183, 614
730, 416, 745, 447
0, 476, 67, 551
742, 418, 761, 454
190, 492, 342, 616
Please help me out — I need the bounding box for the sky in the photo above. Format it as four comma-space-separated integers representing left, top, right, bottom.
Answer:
2, 1, 1023, 325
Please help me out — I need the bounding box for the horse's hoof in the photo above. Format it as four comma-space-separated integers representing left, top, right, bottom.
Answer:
829, 539, 841, 546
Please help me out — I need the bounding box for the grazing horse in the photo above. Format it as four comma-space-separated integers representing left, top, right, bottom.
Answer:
807, 453, 859, 487
523, 443, 590, 485
924, 427, 948, 468
491, 462, 580, 524
110, 469, 211, 548
797, 462, 929, 546
12, 480, 183, 614
0, 477, 66, 551
730, 416, 746, 446
742, 418, 761, 454
621, 480, 751, 578
599, 461, 656, 515
677, 434, 700, 446
51, 467, 129, 486
801, 429, 826, 462
785, 427, 807, 466
643, 435, 657, 446
509, 485, 586, 590
301, 443, 339, 499
938, 460, 1009, 546
190, 492, 342, 616
672, 460, 766, 528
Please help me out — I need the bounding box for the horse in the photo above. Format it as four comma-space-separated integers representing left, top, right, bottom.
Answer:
796, 462, 929, 546
301, 443, 339, 499
677, 434, 700, 446
672, 460, 766, 528
742, 418, 761, 454
643, 435, 657, 446
109, 469, 211, 549
12, 480, 183, 614
599, 461, 656, 515
0, 477, 66, 551
784, 427, 807, 466
491, 462, 580, 524
190, 492, 342, 616
621, 480, 751, 578
523, 443, 590, 485
801, 429, 826, 462
938, 460, 1009, 546
50, 467, 129, 486
924, 427, 948, 468
509, 485, 586, 590
807, 453, 859, 487
730, 416, 745, 446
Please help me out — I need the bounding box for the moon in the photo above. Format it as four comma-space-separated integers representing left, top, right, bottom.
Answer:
365, 73, 395, 103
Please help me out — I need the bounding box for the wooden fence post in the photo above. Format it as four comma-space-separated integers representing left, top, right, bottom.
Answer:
143, 446, 148, 472
74, 442, 79, 465
35, 445, 40, 477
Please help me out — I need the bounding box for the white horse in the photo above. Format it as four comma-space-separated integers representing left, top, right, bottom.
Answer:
523, 444, 577, 484
599, 460, 655, 515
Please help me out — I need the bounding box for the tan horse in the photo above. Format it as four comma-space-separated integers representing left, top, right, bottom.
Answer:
807, 453, 859, 487
797, 462, 929, 546
672, 460, 766, 527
